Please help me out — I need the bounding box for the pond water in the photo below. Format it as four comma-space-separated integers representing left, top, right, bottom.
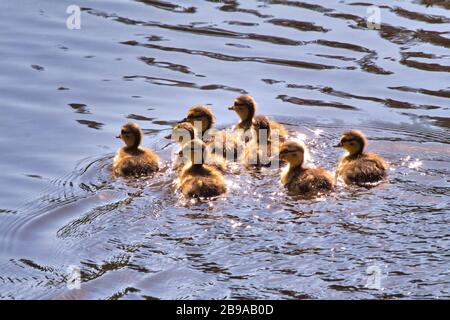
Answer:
0, 0, 449, 299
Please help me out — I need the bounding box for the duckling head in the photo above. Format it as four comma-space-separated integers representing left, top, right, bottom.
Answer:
171, 122, 196, 145
228, 95, 256, 123
180, 105, 215, 133
279, 141, 305, 168
117, 123, 142, 149
334, 129, 367, 156
181, 139, 207, 165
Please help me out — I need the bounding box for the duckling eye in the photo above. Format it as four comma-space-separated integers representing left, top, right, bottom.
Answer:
342, 138, 353, 144
344, 138, 356, 145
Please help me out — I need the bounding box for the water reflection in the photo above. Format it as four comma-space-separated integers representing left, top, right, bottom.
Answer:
0, 0, 448, 300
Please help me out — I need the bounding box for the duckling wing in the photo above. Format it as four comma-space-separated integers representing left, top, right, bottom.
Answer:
365, 153, 389, 170
304, 169, 334, 192
346, 154, 388, 184
142, 149, 160, 171
269, 120, 288, 141
200, 176, 227, 197
181, 175, 226, 198
289, 169, 333, 193
120, 156, 159, 176
114, 149, 159, 177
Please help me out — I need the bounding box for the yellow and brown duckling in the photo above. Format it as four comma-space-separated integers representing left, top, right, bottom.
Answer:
112, 123, 160, 177
179, 105, 239, 160
178, 139, 227, 198
243, 115, 277, 168
335, 130, 388, 185
279, 141, 334, 194
169, 122, 227, 172
228, 95, 288, 143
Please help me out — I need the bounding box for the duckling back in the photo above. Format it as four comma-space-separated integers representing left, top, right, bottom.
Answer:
113, 148, 159, 177
337, 152, 388, 185
180, 164, 226, 198
284, 167, 334, 194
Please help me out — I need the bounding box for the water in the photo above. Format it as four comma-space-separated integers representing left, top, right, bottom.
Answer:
0, 0, 449, 299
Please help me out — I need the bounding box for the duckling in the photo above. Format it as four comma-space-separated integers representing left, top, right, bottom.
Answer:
279, 141, 334, 194
178, 139, 227, 198
167, 122, 196, 172
179, 105, 239, 160
228, 95, 288, 143
112, 123, 160, 177
335, 130, 388, 185
169, 122, 227, 173
243, 115, 277, 168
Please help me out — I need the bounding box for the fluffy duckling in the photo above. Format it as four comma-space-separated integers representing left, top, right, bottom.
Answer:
113, 123, 160, 177
279, 141, 334, 194
335, 130, 388, 185
179, 139, 227, 198
228, 95, 288, 142
179, 105, 239, 160
169, 122, 227, 172
243, 115, 277, 168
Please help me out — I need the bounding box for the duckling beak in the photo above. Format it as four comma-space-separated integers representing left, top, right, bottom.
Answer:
116, 135, 121, 139
228, 106, 236, 111
333, 142, 343, 148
